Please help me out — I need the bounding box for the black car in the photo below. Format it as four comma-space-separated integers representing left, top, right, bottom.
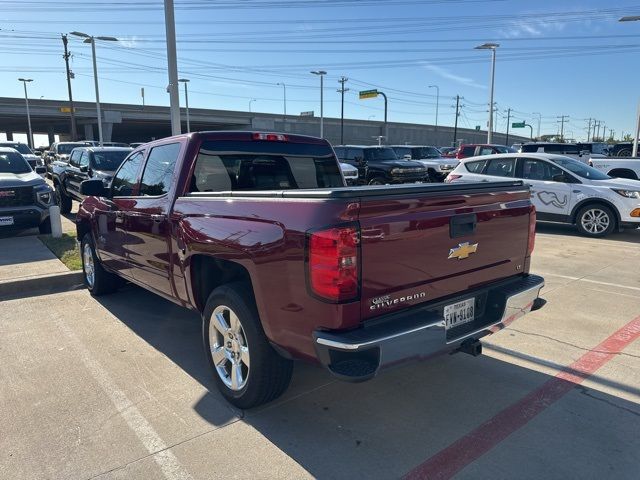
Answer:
0, 147, 53, 234
333, 145, 427, 185
52, 146, 132, 213
45, 142, 88, 177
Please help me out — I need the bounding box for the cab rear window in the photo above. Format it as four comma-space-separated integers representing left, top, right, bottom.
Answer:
190, 140, 343, 192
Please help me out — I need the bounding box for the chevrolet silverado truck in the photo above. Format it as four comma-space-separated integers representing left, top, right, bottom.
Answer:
76, 131, 545, 408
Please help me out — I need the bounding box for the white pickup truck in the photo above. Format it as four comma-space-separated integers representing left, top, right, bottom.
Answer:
589, 158, 640, 180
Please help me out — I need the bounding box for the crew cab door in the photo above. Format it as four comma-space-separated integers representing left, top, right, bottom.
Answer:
125, 142, 182, 298
94, 150, 145, 278
65, 149, 82, 196
69, 151, 90, 198
518, 157, 571, 216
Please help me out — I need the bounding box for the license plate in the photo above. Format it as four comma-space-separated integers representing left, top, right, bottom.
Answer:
444, 297, 475, 329
0, 216, 14, 226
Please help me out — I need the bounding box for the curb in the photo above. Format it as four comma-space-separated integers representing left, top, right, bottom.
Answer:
0, 270, 85, 300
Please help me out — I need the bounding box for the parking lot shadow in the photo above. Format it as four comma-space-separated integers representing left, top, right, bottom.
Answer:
94, 283, 640, 479
536, 222, 640, 244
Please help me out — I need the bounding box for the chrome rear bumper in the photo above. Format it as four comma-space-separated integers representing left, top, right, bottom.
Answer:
313, 274, 545, 381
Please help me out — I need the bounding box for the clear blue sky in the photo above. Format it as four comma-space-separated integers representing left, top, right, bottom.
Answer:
1, 0, 639, 143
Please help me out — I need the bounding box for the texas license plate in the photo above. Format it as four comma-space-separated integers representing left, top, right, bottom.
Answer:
0, 216, 14, 227
444, 297, 475, 329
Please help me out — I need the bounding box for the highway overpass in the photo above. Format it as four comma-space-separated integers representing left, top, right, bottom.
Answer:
0, 97, 528, 148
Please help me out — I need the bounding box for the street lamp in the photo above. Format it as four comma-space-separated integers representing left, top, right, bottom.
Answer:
18, 78, 33, 149
428, 84, 439, 133
178, 78, 190, 133
249, 98, 256, 113
70, 31, 118, 146
311, 70, 327, 138
475, 42, 499, 143
620, 16, 640, 155
276, 82, 287, 130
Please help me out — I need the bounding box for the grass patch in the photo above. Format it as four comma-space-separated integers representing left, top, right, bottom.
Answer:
38, 233, 82, 271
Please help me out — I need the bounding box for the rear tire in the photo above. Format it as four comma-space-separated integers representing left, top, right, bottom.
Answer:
55, 186, 72, 214
202, 283, 293, 409
81, 233, 120, 296
575, 204, 616, 237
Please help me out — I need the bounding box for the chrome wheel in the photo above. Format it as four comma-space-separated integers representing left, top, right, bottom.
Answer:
209, 305, 250, 391
83, 242, 95, 288
580, 208, 610, 234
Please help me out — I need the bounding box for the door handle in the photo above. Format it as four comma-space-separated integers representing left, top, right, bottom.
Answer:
151, 214, 166, 222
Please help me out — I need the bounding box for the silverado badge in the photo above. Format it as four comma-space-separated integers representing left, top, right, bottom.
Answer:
448, 242, 478, 260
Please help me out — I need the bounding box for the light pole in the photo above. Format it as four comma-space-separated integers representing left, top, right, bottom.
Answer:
163, 0, 181, 136
620, 16, 640, 155
178, 78, 190, 133
428, 84, 439, 133
249, 98, 256, 113
70, 31, 118, 146
311, 70, 327, 138
475, 43, 499, 143
532, 112, 542, 139
18, 78, 33, 149
276, 82, 287, 130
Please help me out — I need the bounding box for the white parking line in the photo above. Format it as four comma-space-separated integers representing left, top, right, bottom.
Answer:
540, 272, 640, 292
53, 314, 193, 480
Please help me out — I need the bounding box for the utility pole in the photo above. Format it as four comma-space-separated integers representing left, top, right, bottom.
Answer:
505, 108, 511, 145
532, 112, 541, 139
61, 34, 77, 140
453, 95, 461, 146
337, 76, 349, 145
164, 0, 181, 136
595, 120, 601, 140
586, 118, 592, 142
557, 115, 569, 141
601, 123, 606, 141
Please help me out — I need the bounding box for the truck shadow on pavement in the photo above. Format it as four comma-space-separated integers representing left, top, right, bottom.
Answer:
95, 284, 640, 479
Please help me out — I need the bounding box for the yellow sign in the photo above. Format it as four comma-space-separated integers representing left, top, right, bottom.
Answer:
60, 107, 76, 113
448, 242, 478, 260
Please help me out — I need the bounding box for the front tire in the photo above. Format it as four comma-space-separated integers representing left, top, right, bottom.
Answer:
203, 283, 293, 409
575, 204, 616, 237
55, 186, 72, 214
81, 233, 120, 295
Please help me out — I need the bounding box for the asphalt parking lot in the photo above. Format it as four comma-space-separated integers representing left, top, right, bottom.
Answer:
1, 224, 639, 480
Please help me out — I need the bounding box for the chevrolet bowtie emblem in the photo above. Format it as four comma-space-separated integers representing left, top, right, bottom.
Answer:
448, 242, 478, 260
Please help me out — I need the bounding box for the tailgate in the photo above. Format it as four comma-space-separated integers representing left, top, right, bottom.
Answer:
358, 183, 532, 320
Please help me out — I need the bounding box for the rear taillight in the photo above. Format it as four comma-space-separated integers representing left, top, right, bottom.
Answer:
445, 174, 462, 183
252, 133, 288, 142
527, 205, 536, 256
308, 226, 359, 302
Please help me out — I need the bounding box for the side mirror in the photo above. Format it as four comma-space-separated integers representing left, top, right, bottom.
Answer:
35, 166, 46, 175
80, 165, 88, 173
80, 178, 107, 197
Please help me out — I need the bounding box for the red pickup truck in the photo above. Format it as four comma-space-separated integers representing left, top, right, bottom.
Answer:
77, 131, 545, 408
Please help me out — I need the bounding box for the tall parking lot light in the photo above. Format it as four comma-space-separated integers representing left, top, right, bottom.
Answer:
475, 43, 499, 144
620, 16, 640, 156
178, 78, 190, 133
18, 78, 33, 148
70, 31, 118, 146
311, 70, 327, 138
428, 84, 439, 133
277, 82, 287, 130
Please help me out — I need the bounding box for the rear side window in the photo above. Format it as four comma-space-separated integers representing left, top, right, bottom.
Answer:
465, 160, 487, 173
190, 140, 344, 192
139, 143, 181, 196
479, 147, 494, 156
485, 158, 516, 177
112, 151, 144, 197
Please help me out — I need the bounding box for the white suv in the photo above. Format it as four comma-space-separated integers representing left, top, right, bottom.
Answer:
446, 153, 640, 237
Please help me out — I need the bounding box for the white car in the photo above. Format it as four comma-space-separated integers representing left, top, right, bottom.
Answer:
446, 153, 640, 237
390, 145, 458, 182
589, 158, 640, 181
